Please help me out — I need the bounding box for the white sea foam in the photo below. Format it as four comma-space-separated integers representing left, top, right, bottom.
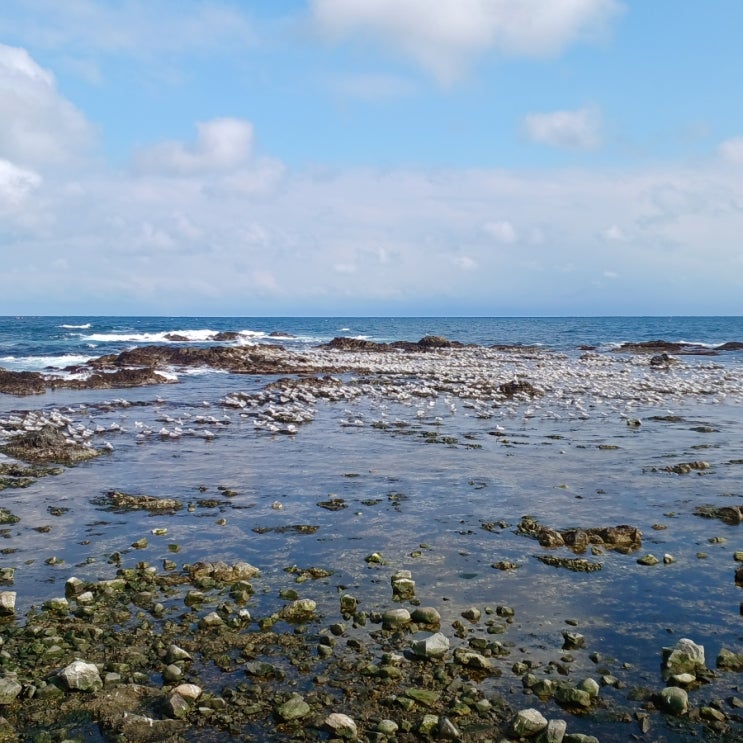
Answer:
59, 323, 92, 329
82, 328, 272, 345
0, 354, 94, 371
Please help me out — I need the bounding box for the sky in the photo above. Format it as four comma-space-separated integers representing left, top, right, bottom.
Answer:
0, 0, 742, 317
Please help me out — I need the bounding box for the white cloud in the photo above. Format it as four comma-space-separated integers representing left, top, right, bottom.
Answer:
524, 106, 602, 150
310, 0, 623, 83
483, 220, 517, 243
134, 118, 254, 175
0, 43, 94, 168
0, 1, 255, 60
454, 256, 477, 270
603, 224, 625, 241
0, 157, 41, 211
719, 137, 743, 165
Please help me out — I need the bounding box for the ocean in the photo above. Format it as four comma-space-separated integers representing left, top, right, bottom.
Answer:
1, 316, 743, 741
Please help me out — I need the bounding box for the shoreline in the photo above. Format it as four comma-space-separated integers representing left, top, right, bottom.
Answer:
0, 338, 742, 739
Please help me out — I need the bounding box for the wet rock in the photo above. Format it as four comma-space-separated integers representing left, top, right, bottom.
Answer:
438, 716, 461, 740
280, 598, 317, 621
411, 606, 441, 625
116, 712, 188, 742
562, 631, 585, 650
172, 683, 201, 701
2, 427, 100, 465
59, 659, 103, 692
577, 678, 600, 698
695, 504, 743, 524
0, 368, 47, 395
510, 708, 548, 737
377, 719, 398, 735
537, 718, 567, 743
554, 683, 592, 709
391, 571, 416, 600
659, 686, 689, 715
102, 490, 182, 512
663, 638, 706, 677
717, 648, 743, 672
411, 632, 450, 659
276, 694, 310, 721
419, 714, 440, 735
324, 712, 358, 739
536, 555, 602, 573
340, 594, 358, 614
0, 592, 15, 616
0, 678, 22, 705
461, 606, 481, 622
452, 648, 493, 671
518, 516, 641, 553
662, 461, 710, 475
637, 554, 659, 566
405, 688, 441, 707
382, 608, 411, 629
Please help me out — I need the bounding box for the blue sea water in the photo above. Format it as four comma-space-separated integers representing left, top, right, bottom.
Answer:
1, 315, 742, 372
1, 316, 743, 740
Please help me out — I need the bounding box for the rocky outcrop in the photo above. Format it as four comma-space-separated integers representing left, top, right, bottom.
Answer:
518, 516, 642, 553
2, 427, 101, 465
320, 335, 467, 352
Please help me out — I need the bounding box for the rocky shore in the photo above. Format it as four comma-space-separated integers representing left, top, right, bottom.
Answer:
0, 547, 741, 742
1, 336, 743, 740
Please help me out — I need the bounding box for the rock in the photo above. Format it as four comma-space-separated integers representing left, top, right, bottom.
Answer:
663, 638, 705, 676
0, 592, 15, 616
116, 712, 188, 742
659, 686, 688, 715
324, 712, 358, 739
0, 678, 22, 705
717, 647, 743, 672
453, 648, 493, 671
701, 706, 726, 722
166, 645, 192, 663
577, 677, 600, 698
276, 694, 310, 721
438, 716, 461, 740
280, 598, 317, 621
418, 714, 440, 735
42, 596, 70, 614
510, 708, 548, 737
377, 719, 399, 735
198, 611, 224, 628
162, 664, 183, 682
411, 606, 441, 624
166, 692, 191, 719
64, 576, 85, 598
562, 631, 585, 650
411, 632, 450, 659
340, 594, 358, 614
554, 683, 592, 709
382, 608, 411, 629
172, 683, 201, 701
59, 659, 103, 692
537, 718, 567, 743
391, 574, 416, 600
405, 688, 441, 707
637, 554, 659, 566
461, 606, 481, 622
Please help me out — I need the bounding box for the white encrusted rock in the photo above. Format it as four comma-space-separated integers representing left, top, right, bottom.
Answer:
59, 660, 102, 692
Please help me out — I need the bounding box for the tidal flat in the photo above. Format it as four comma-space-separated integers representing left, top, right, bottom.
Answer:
1, 340, 743, 741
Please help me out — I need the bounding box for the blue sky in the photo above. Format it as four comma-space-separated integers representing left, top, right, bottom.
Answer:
0, 0, 742, 316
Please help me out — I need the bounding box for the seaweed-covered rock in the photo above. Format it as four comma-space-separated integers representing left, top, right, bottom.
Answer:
102, 491, 183, 512
59, 659, 103, 692
3, 427, 100, 465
